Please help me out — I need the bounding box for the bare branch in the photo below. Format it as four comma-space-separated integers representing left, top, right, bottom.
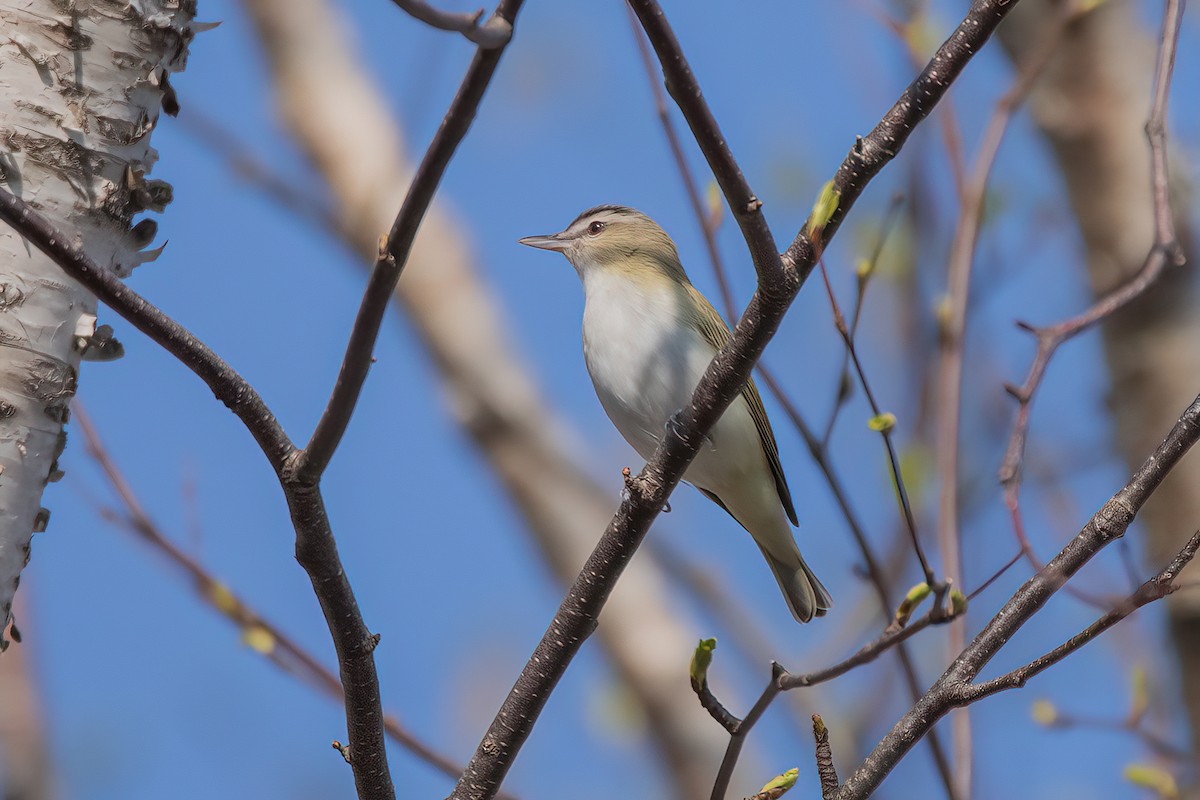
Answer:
782, 1, 1020, 275
779, 606, 957, 691
387, 0, 511, 48
812, 715, 840, 800
0, 189, 293, 470
838, 391, 1200, 798
625, 0, 783, 287
0, 185, 395, 799
961, 531, 1200, 703
296, 0, 525, 481
815, 260, 936, 587
709, 664, 786, 800
75, 405, 521, 796
998, 0, 1185, 499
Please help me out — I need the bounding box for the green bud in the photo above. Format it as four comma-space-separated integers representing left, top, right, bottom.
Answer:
1129, 664, 1149, 720
1123, 763, 1179, 799
868, 412, 897, 433
690, 638, 717, 687
949, 588, 967, 616
807, 181, 840, 236
759, 767, 799, 794
894, 582, 931, 627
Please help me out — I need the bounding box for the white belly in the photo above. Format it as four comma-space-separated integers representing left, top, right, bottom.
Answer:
580, 272, 768, 495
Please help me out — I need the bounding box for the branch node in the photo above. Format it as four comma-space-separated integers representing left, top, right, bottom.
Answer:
332, 740, 352, 764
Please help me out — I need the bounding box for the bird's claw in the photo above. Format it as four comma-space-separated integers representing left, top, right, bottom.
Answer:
665, 410, 712, 450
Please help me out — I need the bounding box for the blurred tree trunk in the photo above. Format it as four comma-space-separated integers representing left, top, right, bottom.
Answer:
996, 0, 1200, 773
238, 1, 731, 797
0, 595, 54, 800
0, 0, 197, 647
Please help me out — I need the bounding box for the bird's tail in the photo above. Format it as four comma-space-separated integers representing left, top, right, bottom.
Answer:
760, 546, 833, 623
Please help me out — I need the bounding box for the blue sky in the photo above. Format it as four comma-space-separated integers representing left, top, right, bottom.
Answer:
15, 1, 1200, 799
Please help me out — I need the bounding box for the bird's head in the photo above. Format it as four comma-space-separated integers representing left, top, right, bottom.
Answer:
519, 205, 687, 284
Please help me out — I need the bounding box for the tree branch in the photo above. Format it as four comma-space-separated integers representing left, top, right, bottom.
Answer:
449, 3, 1022, 798
0, 189, 293, 470
387, 0, 511, 48
813, 715, 840, 800
961, 530, 1200, 704
709, 663, 785, 800
0, 4, 527, 797
625, 0, 783, 287
838, 391, 1200, 798
782, 0, 1020, 276
75, 405, 520, 797
296, 0, 525, 482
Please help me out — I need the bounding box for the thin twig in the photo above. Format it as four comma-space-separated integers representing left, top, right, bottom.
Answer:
838, 390, 1200, 798
813, 715, 840, 800
779, 605, 957, 691
816, 258, 935, 587
74, 405, 521, 798
296, 0, 524, 482
932, 7, 1087, 789
821, 195, 905, 446
387, 0, 512, 47
0, 189, 293, 469
998, 0, 1186, 505
961, 531, 1200, 703
692, 675, 741, 735
709, 664, 785, 800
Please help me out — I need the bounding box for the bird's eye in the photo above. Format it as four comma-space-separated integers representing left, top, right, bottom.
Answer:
587, 221, 605, 235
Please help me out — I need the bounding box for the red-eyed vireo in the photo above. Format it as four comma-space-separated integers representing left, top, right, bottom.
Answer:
519, 205, 831, 623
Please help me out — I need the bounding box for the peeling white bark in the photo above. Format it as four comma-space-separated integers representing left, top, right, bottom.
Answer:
0, 0, 199, 648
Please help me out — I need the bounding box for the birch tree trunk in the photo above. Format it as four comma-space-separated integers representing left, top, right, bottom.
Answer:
0, 0, 199, 647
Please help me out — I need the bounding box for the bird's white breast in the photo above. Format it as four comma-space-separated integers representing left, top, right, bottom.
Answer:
578, 268, 767, 499
581, 270, 705, 459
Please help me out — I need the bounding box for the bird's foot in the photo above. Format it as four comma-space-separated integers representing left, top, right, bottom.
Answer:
665, 410, 712, 450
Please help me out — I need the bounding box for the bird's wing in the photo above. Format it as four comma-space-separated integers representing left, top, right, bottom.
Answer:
686, 283, 800, 526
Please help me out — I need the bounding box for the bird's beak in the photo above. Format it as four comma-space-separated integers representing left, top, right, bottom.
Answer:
518, 232, 570, 252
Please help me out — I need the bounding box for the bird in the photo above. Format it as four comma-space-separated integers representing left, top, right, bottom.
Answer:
519, 205, 831, 622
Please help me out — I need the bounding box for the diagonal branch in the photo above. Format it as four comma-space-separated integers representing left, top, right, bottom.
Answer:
75, 405, 522, 797
624, 17, 956, 787
782, 1, 1019, 276
961, 530, 1200, 704
625, 0, 783, 287
296, 0, 525, 482
0, 189, 294, 470
838, 391, 1200, 798
450, 2, 1024, 799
